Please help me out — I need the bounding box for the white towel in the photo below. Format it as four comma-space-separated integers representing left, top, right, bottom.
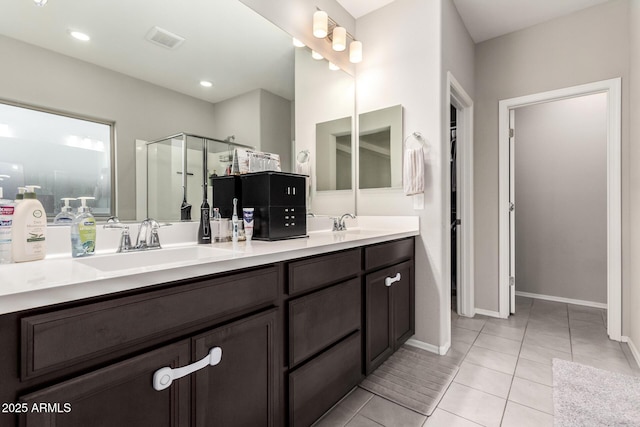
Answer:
403, 146, 425, 196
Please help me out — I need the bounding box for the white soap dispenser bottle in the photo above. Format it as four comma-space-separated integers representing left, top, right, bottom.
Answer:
71, 196, 96, 257
53, 198, 76, 224
12, 185, 47, 262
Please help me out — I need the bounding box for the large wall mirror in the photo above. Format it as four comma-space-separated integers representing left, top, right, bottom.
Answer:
295, 48, 355, 216
0, 0, 319, 221
358, 105, 403, 190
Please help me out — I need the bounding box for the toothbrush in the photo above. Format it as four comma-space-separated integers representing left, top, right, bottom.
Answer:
232, 198, 239, 242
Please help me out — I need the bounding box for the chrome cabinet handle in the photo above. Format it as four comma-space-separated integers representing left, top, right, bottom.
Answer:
153, 347, 222, 391
385, 273, 401, 287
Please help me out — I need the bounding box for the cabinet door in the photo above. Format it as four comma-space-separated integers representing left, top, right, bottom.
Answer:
365, 260, 415, 374
365, 269, 393, 374
391, 261, 415, 349
19, 340, 191, 427
193, 309, 278, 427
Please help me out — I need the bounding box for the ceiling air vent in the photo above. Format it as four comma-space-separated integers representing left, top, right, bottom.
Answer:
145, 26, 185, 50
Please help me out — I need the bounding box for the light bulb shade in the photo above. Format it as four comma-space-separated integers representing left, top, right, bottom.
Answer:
349, 40, 363, 63
329, 62, 339, 71
313, 11, 328, 38
311, 50, 323, 60
332, 27, 347, 51
292, 38, 305, 47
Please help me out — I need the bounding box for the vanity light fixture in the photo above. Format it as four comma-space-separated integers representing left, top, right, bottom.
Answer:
313, 11, 328, 38
292, 38, 305, 48
349, 41, 363, 63
311, 50, 323, 60
33, 0, 48, 6
200, 80, 213, 88
312, 9, 363, 63
332, 27, 346, 52
69, 30, 90, 42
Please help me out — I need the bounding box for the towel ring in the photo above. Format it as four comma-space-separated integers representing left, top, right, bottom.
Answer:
404, 132, 426, 149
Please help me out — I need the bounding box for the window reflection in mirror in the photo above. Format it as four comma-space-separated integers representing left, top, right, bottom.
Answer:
0, 101, 113, 218
358, 105, 403, 190
315, 117, 352, 191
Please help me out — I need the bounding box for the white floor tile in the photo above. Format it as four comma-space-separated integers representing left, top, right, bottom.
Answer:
514, 357, 553, 386
424, 409, 482, 427
464, 346, 518, 375
508, 377, 554, 415
519, 343, 571, 366
454, 361, 513, 398
438, 383, 506, 427
501, 401, 554, 427
473, 333, 522, 356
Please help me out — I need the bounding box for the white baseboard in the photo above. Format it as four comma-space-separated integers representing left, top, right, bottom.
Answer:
406, 338, 450, 356
515, 291, 607, 309
623, 336, 640, 369
474, 308, 501, 318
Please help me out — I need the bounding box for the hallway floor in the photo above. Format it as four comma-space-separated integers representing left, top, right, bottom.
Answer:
314, 297, 640, 427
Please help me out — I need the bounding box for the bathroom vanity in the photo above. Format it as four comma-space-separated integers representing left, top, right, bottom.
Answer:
0, 219, 417, 427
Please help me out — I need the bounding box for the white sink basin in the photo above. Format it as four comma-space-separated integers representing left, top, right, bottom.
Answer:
76, 246, 238, 272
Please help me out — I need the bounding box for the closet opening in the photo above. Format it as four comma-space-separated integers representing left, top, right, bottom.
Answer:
450, 104, 459, 312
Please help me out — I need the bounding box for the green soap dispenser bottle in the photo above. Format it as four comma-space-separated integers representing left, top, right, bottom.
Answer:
71, 196, 96, 257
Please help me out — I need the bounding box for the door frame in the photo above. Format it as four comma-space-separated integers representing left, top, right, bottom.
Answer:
498, 78, 622, 340
447, 72, 475, 318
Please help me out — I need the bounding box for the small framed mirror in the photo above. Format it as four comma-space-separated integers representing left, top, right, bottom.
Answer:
315, 117, 353, 191
358, 105, 403, 189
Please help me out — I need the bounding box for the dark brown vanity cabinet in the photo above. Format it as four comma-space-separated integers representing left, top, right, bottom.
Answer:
7, 266, 280, 427
286, 249, 363, 427
0, 236, 416, 427
18, 309, 278, 427
364, 239, 415, 374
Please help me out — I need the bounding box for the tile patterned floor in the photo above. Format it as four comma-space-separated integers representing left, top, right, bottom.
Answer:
313, 297, 640, 427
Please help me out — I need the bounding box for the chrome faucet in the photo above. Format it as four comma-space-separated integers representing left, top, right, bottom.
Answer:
333, 213, 356, 231
135, 218, 163, 250
103, 217, 133, 253
104, 217, 170, 253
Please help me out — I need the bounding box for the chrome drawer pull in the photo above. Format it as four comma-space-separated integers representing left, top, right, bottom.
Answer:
385, 273, 401, 287
153, 347, 222, 391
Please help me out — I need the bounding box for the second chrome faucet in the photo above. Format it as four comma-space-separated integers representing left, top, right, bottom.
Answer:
333, 213, 356, 231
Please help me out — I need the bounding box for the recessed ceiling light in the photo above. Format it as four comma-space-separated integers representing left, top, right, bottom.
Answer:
69, 31, 91, 42
292, 38, 305, 48
33, 0, 48, 6
311, 50, 323, 60
329, 62, 339, 71
200, 81, 213, 88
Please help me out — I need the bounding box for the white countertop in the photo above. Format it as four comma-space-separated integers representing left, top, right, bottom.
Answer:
0, 216, 419, 315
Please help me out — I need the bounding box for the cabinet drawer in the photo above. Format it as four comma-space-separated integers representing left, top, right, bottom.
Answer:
19, 339, 191, 427
288, 249, 360, 295
365, 238, 414, 271
21, 266, 278, 380
289, 332, 362, 427
289, 278, 360, 367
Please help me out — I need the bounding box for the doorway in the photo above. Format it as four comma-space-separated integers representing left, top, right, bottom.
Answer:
447, 72, 474, 320
450, 104, 459, 312
498, 78, 622, 340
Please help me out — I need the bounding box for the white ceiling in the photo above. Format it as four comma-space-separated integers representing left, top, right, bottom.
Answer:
337, 0, 613, 43
0, 0, 294, 103
335, 0, 397, 19
452, 0, 613, 43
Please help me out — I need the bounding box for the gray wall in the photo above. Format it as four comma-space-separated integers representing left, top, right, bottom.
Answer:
0, 35, 219, 221
474, 0, 630, 319
629, 0, 640, 348
515, 94, 607, 303
260, 89, 293, 172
